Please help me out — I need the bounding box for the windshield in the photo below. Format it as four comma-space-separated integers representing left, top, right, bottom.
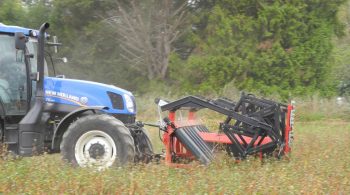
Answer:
0, 34, 47, 115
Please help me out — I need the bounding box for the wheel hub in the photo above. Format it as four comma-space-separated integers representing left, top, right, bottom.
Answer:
75, 130, 117, 169
88, 143, 106, 159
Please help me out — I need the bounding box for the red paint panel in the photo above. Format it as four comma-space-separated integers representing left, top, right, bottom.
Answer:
284, 104, 294, 153
198, 132, 272, 145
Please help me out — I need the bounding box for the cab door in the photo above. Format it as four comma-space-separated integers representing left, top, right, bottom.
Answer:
0, 34, 29, 117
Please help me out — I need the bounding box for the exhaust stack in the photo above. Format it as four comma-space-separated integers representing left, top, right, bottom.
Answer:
18, 23, 50, 156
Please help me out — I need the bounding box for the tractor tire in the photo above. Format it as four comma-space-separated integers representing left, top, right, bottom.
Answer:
60, 114, 135, 169
134, 128, 153, 163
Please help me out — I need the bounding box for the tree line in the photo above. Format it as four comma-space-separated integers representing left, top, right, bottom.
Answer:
0, 0, 349, 98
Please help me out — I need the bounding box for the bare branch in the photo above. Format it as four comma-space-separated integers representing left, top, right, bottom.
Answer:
107, 0, 190, 79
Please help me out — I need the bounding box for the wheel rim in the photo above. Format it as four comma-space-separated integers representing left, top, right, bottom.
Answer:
75, 130, 117, 169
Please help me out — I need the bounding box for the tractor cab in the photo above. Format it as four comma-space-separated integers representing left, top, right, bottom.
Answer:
0, 23, 65, 156
0, 25, 48, 118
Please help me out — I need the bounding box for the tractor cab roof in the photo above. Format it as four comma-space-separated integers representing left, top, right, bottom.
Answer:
0, 23, 40, 37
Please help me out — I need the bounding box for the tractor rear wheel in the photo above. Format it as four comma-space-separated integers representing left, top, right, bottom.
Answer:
60, 114, 135, 169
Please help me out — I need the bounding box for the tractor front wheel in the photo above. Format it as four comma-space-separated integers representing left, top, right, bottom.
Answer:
60, 114, 135, 169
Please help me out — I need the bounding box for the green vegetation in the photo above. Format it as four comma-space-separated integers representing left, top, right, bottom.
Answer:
0, 96, 349, 194
1, 2, 350, 193
1, 115, 350, 194
173, 0, 346, 97
1, 0, 350, 97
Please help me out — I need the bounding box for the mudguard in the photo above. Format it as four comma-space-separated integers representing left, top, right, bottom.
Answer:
51, 106, 109, 150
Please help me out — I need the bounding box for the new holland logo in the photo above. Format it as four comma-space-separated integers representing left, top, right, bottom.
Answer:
80, 96, 89, 105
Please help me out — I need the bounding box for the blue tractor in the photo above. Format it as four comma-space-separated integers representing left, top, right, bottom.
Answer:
0, 23, 153, 168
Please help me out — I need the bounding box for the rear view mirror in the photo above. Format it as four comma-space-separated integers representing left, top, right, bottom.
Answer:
14, 32, 27, 50
54, 57, 68, 63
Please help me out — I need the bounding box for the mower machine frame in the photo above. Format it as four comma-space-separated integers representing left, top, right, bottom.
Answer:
157, 94, 295, 165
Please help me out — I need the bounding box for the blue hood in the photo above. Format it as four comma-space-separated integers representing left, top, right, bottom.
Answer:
44, 77, 136, 114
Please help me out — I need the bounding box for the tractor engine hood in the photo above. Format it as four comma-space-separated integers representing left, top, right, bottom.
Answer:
43, 77, 136, 115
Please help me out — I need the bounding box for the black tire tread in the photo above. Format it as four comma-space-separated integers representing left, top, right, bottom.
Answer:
60, 114, 135, 166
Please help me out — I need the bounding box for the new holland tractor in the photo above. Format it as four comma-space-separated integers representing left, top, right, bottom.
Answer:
0, 23, 295, 169
0, 23, 154, 168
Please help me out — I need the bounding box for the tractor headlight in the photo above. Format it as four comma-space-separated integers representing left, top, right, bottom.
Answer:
123, 94, 135, 113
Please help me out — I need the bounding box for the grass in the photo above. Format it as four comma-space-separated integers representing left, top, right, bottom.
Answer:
295, 96, 350, 121
1, 121, 350, 194
1, 96, 350, 194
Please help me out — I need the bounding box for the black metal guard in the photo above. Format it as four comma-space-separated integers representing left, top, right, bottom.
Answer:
161, 93, 288, 159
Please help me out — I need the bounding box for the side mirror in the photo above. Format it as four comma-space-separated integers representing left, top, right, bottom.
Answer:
62, 57, 68, 63
54, 57, 68, 63
15, 32, 27, 50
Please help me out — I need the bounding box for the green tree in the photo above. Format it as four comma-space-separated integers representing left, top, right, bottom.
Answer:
333, 0, 350, 97
24, 0, 52, 29
0, 0, 26, 26
172, 0, 346, 97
